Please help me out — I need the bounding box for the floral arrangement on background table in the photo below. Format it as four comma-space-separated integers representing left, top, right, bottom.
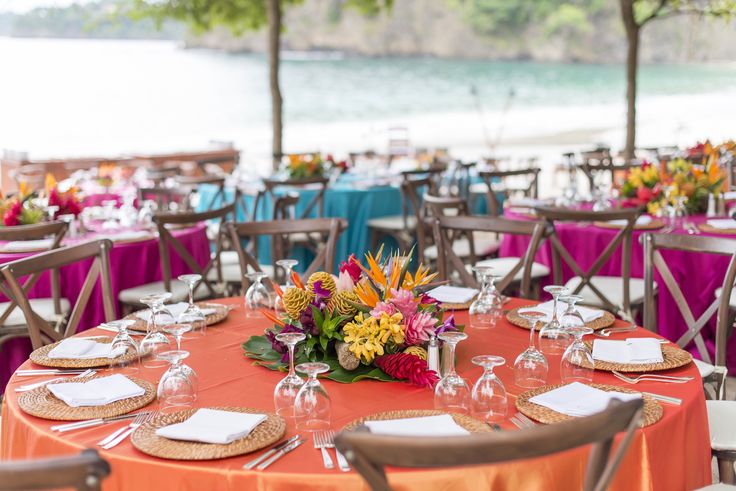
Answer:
0, 183, 44, 226
45, 174, 83, 218
285, 153, 326, 180
243, 247, 457, 387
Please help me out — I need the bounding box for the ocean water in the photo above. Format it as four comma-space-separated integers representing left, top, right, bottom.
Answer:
1, 36, 735, 168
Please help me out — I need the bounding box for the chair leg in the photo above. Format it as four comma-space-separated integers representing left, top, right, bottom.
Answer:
718, 455, 736, 484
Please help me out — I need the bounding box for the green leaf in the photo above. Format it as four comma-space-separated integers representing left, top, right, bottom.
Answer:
319, 335, 329, 351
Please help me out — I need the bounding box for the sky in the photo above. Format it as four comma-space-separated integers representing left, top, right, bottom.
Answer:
0, 0, 91, 13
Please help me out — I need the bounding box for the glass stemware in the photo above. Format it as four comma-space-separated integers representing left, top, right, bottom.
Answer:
514, 311, 548, 388
245, 272, 273, 317
178, 274, 206, 336
273, 332, 307, 419
560, 326, 595, 383
470, 355, 507, 423
434, 331, 470, 414
163, 323, 192, 351
157, 350, 197, 411
276, 259, 299, 289
559, 294, 586, 329
294, 362, 331, 432
469, 266, 503, 328
104, 319, 140, 376
139, 293, 173, 369
538, 285, 572, 355
101, 199, 119, 230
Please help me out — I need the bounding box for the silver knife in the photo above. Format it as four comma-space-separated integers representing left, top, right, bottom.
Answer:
642, 392, 682, 405
257, 439, 304, 470
243, 435, 300, 470
51, 412, 145, 432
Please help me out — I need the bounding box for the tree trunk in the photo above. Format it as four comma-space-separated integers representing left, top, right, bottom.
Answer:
620, 0, 639, 163
267, 0, 283, 171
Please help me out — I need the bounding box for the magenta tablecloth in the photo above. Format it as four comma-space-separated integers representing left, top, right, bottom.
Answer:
0, 225, 210, 390
500, 214, 736, 371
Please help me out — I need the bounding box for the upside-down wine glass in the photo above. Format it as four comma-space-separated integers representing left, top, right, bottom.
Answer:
294, 362, 331, 431
434, 331, 470, 414
245, 272, 273, 318
469, 266, 498, 328
178, 274, 207, 336
104, 319, 140, 376
538, 285, 572, 355
514, 311, 548, 388
470, 355, 507, 423
101, 199, 119, 230
276, 259, 299, 289
560, 326, 595, 383
139, 293, 173, 369
273, 332, 307, 419
559, 294, 586, 329
157, 350, 197, 412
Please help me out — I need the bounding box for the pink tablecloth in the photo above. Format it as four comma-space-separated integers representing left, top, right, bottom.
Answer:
0, 225, 210, 390
501, 214, 736, 371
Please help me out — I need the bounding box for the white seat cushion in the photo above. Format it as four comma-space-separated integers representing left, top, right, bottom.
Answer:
706, 401, 736, 451
207, 263, 275, 284
694, 358, 716, 379
0, 298, 71, 327
474, 256, 550, 281
367, 215, 417, 230
715, 287, 736, 308
425, 232, 501, 260
219, 250, 240, 265
118, 280, 209, 305
564, 276, 649, 308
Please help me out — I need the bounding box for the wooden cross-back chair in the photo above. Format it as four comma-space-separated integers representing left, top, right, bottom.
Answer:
432, 215, 547, 298
145, 165, 180, 187
534, 206, 643, 321
175, 175, 227, 212
479, 168, 540, 217
137, 187, 191, 212
0, 449, 110, 491
336, 398, 643, 491
262, 176, 330, 220
643, 232, 736, 400
227, 218, 347, 292
0, 240, 115, 350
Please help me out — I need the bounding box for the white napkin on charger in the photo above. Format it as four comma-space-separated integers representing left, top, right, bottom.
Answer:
108, 231, 152, 243
427, 286, 478, 304
135, 302, 216, 325
364, 415, 470, 437
1, 239, 54, 252
529, 382, 642, 418
606, 215, 653, 227
707, 219, 736, 230
47, 374, 145, 407
519, 300, 604, 323
48, 338, 125, 360
155, 408, 267, 444
592, 338, 664, 364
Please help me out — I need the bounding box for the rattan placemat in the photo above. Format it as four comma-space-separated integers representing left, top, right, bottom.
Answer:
593, 219, 664, 231
127, 302, 229, 332
506, 307, 615, 331
17, 375, 156, 421
516, 383, 662, 427
29, 337, 138, 369
580, 341, 692, 372
343, 409, 492, 433
131, 407, 285, 460
698, 223, 736, 235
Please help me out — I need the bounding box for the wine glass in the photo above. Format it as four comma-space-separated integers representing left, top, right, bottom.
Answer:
559, 295, 586, 329
137, 199, 157, 228
538, 285, 572, 355
470, 355, 507, 423
157, 350, 197, 412
101, 199, 119, 230
469, 266, 502, 328
177, 274, 206, 336
514, 311, 548, 388
294, 362, 331, 432
434, 331, 470, 414
560, 326, 595, 383
276, 259, 298, 289
139, 293, 172, 369
273, 332, 307, 419
104, 319, 140, 376
163, 323, 192, 351
245, 272, 273, 317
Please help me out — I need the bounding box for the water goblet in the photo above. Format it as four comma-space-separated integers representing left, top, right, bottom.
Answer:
560, 326, 595, 383
469, 266, 502, 328
157, 350, 197, 412
434, 331, 470, 414
276, 259, 299, 289
514, 311, 549, 388
101, 199, 119, 230
470, 355, 507, 423
294, 362, 331, 432
139, 293, 173, 368
273, 332, 307, 419
104, 319, 140, 376
559, 294, 586, 329
178, 274, 206, 336
538, 285, 572, 355
245, 272, 273, 317
163, 323, 192, 351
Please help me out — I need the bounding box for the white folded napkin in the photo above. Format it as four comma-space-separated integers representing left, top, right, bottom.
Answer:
606, 215, 653, 227
518, 300, 603, 323
2, 239, 54, 252
529, 382, 642, 418
707, 219, 736, 230
155, 408, 267, 444
47, 374, 145, 407
48, 338, 125, 360
135, 302, 216, 325
363, 415, 470, 437
426, 286, 478, 304
109, 231, 152, 242
592, 338, 663, 364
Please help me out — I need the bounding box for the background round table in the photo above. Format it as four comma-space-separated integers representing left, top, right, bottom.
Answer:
1, 297, 710, 490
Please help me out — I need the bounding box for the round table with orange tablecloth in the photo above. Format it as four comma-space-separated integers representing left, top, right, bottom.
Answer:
1, 297, 711, 491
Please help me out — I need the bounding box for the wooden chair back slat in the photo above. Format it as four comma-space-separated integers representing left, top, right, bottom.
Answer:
262, 177, 330, 219
175, 175, 227, 212
0, 449, 110, 491
479, 168, 540, 216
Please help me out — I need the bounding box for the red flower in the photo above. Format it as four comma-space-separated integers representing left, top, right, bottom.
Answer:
374, 353, 439, 388
636, 186, 655, 202
339, 254, 362, 283
3, 200, 22, 226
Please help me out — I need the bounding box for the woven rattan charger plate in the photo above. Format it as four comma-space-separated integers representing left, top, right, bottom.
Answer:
516, 383, 663, 427
593, 219, 665, 231
506, 307, 615, 331
29, 337, 139, 369
698, 223, 736, 235
343, 409, 492, 433
18, 375, 156, 421
127, 302, 230, 332
131, 407, 286, 460
578, 340, 692, 372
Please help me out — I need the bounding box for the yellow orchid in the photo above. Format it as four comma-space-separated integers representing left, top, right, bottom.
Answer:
343, 312, 386, 364
376, 312, 405, 345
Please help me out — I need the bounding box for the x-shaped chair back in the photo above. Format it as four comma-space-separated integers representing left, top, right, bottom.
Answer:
479, 168, 540, 217
175, 175, 227, 212
262, 177, 330, 220
643, 232, 736, 367
137, 187, 191, 211
0, 240, 114, 350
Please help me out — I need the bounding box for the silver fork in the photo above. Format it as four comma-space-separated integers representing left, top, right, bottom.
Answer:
612, 371, 692, 384
96, 411, 151, 446
100, 411, 156, 450
312, 431, 334, 470
510, 413, 534, 429
515, 413, 537, 427
321, 430, 350, 472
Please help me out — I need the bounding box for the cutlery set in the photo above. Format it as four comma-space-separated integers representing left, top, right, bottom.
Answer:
243, 435, 303, 470
99, 411, 158, 449
14, 369, 95, 392
510, 413, 537, 429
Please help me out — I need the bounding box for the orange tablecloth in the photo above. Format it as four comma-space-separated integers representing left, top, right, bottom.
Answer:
1, 298, 711, 490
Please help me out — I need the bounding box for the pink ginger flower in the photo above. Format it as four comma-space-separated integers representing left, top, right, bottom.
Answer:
389, 288, 417, 320
404, 311, 437, 345
370, 301, 396, 319
335, 271, 355, 293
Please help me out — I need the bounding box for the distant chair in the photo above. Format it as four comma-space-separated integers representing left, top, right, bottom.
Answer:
0, 449, 110, 491
336, 398, 643, 491
477, 168, 540, 217
174, 175, 227, 213
10, 163, 47, 192
137, 187, 191, 212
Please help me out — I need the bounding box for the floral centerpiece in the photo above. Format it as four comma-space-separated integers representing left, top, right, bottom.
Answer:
45, 174, 83, 219
285, 153, 326, 180
243, 247, 458, 387
0, 183, 44, 226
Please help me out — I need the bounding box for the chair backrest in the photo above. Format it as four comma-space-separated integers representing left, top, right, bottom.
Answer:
643, 232, 736, 368
0, 240, 115, 349
432, 215, 546, 297
227, 218, 347, 291
153, 203, 235, 297
534, 206, 641, 319
137, 187, 190, 211
479, 168, 540, 216
0, 449, 110, 491
400, 177, 435, 263
262, 176, 330, 219
175, 175, 227, 212
336, 399, 643, 491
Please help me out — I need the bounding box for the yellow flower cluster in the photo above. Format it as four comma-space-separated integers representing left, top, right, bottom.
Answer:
626, 165, 659, 188
342, 312, 405, 364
